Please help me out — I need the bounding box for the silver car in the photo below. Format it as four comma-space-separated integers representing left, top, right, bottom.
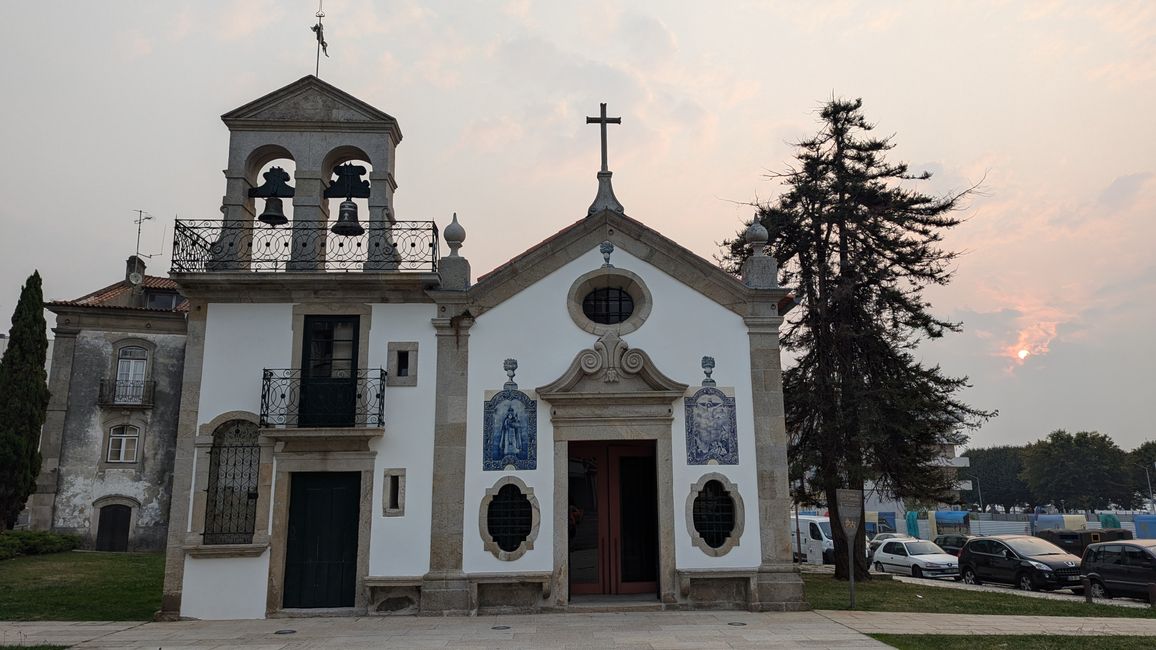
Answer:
872, 538, 960, 579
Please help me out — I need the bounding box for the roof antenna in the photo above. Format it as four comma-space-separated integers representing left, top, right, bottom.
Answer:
133, 209, 155, 259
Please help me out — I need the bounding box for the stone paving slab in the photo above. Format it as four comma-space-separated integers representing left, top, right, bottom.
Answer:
818, 610, 1156, 635
0, 611, 888, 649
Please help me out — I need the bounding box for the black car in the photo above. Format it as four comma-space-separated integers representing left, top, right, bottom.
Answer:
1081, 539, 1156, 601
958, 535, 1082, 591
933, 533, 976, 557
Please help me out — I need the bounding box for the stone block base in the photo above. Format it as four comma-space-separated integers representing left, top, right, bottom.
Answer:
750, 569, 808, 612
419, 574, 472, 615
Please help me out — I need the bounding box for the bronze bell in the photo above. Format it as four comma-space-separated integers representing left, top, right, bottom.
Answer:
257, 197, 288, 226
331, 200, 364, 236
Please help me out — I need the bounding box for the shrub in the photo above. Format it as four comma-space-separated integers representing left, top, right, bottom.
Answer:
0, 530, 80, 560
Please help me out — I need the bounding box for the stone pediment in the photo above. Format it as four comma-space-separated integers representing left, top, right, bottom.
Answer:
222, 76, 402, 139
537, 332, 687, 400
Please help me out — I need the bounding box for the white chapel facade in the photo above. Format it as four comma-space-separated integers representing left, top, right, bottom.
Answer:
161, 76, 803, 619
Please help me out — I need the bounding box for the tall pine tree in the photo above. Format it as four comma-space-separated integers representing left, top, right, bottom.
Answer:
722, 99, 993, 579
0, 271, 51, 529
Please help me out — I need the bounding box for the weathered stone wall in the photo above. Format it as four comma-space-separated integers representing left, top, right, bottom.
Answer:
51, 330, 185, 550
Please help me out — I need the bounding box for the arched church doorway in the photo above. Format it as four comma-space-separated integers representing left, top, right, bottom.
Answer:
95, 504, 131, 552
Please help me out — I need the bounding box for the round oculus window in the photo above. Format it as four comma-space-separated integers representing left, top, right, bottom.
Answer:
581, 287, 635, 325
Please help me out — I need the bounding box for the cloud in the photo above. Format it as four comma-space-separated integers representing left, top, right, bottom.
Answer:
1098, 172, 1153, 211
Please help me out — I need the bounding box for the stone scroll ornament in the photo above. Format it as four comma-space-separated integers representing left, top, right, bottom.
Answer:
685, 356, 739, 465
483, 359, 538, 471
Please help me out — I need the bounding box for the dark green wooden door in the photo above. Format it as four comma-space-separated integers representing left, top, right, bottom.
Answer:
283, 472, 360, 608
95, 504, 131, 552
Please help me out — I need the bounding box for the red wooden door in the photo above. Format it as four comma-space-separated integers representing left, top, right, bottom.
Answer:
567, 441, 658, 596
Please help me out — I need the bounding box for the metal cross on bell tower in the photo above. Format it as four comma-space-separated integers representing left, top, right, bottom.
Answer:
585, 102, 626, 215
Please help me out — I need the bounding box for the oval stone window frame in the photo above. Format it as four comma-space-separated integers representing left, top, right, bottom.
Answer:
566, 267, 653, 336
685, 472, 745, 557
479, 476, 541, 561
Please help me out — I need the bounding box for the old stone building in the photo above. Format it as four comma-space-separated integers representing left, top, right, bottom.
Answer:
27, 256, 187, 550
161, 76, 803, 619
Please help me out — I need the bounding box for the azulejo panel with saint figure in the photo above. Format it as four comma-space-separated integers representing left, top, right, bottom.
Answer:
483, 389, 537, 471
685, 386, 738, 465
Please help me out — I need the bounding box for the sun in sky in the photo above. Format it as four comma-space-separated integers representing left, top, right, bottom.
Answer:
1018, 349, 1030, 360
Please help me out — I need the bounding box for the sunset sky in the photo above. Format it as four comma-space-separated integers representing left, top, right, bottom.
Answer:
1, 1, 1153, 451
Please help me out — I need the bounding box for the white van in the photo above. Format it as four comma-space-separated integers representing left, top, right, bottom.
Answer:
789, 514, 834, 564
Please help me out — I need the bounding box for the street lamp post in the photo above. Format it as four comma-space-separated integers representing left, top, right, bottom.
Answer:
1138, 464, 1155, 513
968, 474, 983, 513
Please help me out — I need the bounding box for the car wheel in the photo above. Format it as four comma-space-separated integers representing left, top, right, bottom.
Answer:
874, 562, 884, 573
962, 567, 980, 585
911, 565, 923, 579
1017, 573, 1036, 591
1090, 580, 1110, 599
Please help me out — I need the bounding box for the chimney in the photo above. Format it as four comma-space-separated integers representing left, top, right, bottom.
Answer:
125, 255, 147, 284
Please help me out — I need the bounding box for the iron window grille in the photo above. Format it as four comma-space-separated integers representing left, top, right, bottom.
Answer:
692, 480, 736, 549
581, 287, 635, 324
106, 425, 140, 463
486, 484, 533, 553
203, 420, 261, 545
99, 379, 156, 408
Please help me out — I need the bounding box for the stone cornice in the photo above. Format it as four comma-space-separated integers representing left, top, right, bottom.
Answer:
170, 272, 440, 303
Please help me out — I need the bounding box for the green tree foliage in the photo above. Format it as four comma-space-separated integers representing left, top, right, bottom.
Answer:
0, 272, 51, 529
721, 99, 993, 580
1128, 440, 1156, 509
1020, 430, 1135, 511
962, 446, 1032, 513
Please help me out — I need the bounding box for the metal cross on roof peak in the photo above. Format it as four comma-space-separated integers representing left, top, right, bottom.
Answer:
586, 103, 622, 173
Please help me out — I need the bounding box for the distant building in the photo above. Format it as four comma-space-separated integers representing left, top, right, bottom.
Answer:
25, 256, 186, 551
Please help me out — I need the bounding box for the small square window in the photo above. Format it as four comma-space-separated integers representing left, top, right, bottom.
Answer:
386, 342, 418, 387
383, 468, 405, 517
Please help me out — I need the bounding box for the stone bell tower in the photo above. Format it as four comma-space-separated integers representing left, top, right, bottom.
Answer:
215, 75, 403, 270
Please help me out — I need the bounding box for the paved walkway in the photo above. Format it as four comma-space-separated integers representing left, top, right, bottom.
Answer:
0, 611, 887, 649
4, 610, 1156, 648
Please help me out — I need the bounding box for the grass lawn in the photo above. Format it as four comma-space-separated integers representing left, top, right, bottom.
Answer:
803, 574, 1156, 619
0, 551, 164, 621
872, 634, 1156, 649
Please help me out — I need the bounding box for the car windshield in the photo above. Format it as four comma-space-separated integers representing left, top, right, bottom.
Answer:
1006, 538, 1065, 556
818, 522, 832, 538
905, 541, 944, 556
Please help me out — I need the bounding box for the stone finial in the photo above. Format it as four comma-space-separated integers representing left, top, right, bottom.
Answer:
503, 358, 519, 390
701, 356, 716, 386
600, 241, 615, 268
744, 218, 769, 255
444, 212, 466, 258
741, 215, 779, 289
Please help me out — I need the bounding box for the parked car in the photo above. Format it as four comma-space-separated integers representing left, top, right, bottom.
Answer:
1037, 528, 1133, 557
869, 532, 910, 555
789, 515, 835, 564
958, 535, 1082, 591
933, 533, 977, 557
872, 538, 959, 579
1081, 539, 1156, 601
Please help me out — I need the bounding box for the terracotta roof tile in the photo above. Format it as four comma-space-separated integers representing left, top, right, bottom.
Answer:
49, 275, 188, 313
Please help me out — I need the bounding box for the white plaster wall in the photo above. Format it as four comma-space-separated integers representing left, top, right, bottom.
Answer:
367, 303, 437, 576
462, 245, 764, 573
197, 304, 294, 420
181, 553, 271, 619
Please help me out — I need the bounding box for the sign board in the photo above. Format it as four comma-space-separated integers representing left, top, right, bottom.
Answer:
835, 488, 863, 538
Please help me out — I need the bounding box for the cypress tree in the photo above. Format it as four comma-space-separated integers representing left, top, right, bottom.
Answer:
0, 271, 51, 529
722, 99, 993, 579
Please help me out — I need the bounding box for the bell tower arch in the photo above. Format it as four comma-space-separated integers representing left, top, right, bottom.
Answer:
216, 75, 403, 270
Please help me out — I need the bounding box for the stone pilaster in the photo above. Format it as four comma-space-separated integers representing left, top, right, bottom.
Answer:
419, 305, 474, 615
158, 301, 208, 620
289, 171, 328, 271
26, 326, 78, 530
745, 298, 807, 611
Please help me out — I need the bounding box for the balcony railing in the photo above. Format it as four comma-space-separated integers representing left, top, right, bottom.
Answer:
171, 220, 439, 273
259, 368, 386, 428
98, 379, 155, 408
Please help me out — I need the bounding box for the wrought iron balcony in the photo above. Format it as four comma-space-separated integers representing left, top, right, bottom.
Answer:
98, 379, 155, 408
259, 368, 386, 429
171, 220, 439, 273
